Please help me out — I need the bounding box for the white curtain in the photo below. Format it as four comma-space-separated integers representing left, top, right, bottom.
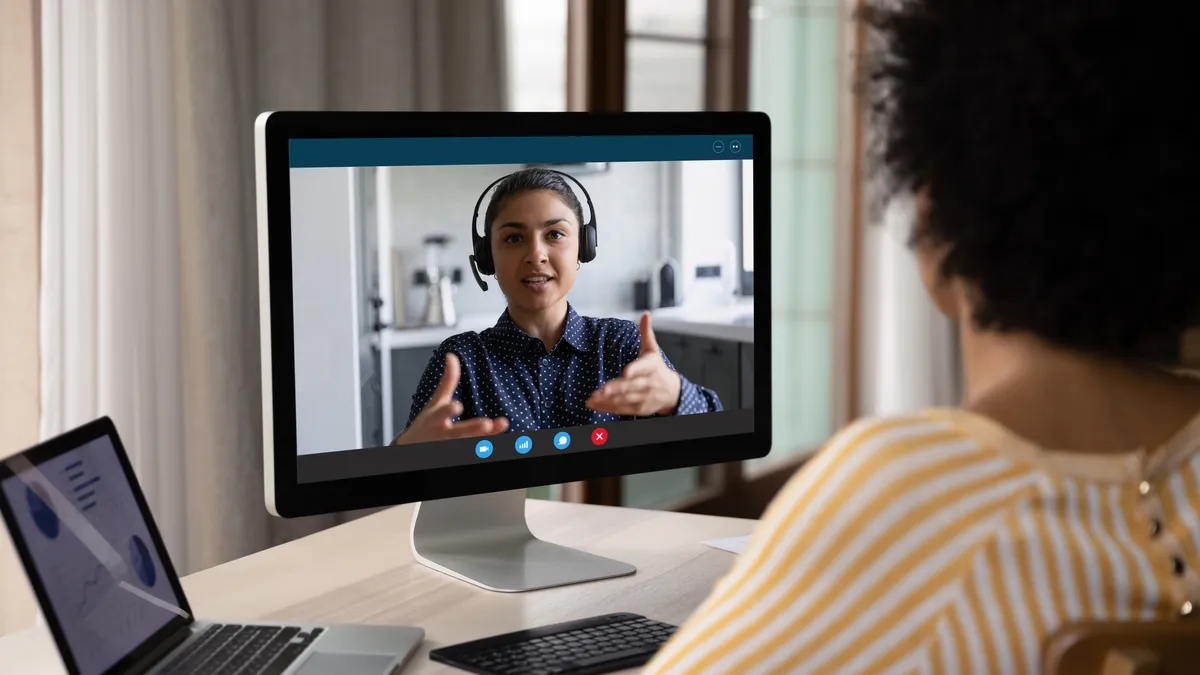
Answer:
857, 193, 962, 417
39, 0, 507, 575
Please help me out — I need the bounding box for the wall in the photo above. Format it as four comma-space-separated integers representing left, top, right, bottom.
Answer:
0, 0, 39, 636
288, 168, 361, 455
389, 162, 667, 320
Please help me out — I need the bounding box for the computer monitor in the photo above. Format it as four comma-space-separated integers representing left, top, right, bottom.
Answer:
254, 112, 771, 592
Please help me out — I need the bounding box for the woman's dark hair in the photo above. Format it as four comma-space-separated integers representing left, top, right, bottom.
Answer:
484, 168, 585, 238
858, 0, 1198, 359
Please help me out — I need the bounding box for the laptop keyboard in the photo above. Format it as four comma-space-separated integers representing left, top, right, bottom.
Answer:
158, 623, 324, 675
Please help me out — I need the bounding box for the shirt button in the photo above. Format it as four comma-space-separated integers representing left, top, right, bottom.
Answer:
1139, 481, 1151, 496
1182, 601, 1194, 616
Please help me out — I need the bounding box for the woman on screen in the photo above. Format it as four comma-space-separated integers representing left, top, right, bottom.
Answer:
393, 168, 722, 444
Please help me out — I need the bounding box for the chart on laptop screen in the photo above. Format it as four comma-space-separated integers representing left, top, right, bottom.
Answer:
286, 134, 756, 484
1, 437, 185, 675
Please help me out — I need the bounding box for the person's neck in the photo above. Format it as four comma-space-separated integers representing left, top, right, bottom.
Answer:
508, 300, 569, 352
957, 318, 1200, 453
959, 325, 1100, 407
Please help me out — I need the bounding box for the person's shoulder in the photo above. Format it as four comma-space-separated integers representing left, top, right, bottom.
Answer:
433, 331, 486, 356
797, 412, 1013, 491
827, 410, 997, 455
763, 411, 1039, 535
576, 311, 637, 331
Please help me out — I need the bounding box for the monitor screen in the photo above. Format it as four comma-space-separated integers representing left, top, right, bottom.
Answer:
285, 133, 755, 484
0, 435, 186, 675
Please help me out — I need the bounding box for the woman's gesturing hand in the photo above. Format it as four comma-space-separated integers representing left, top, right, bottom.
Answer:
393, 353, 509, 445
586, 313, 682, 417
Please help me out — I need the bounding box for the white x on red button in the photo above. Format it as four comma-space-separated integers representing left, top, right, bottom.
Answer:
591, 428, 608, 446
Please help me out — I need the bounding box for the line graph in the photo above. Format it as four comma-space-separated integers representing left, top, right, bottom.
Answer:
77, 562, 107, 612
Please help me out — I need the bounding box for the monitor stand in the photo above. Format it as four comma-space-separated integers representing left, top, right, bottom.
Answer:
410, 489, 636, 592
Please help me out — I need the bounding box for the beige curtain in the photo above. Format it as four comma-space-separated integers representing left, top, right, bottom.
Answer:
0, 0, 40, 638
37, 0, 508, 593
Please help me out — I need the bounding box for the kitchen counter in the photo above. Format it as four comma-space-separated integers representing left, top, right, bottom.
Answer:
384, 299, 754, 350
652, 304, 755, 344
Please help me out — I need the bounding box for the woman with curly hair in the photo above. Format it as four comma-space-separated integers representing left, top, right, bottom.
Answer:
643, 1, 1200, 672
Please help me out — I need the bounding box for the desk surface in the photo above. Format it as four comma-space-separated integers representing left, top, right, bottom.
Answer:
0, 500, 754, 674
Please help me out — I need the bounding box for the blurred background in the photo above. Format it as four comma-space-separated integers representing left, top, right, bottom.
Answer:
3, 0, 1196, 636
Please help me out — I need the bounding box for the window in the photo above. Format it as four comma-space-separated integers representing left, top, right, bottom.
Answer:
505, 0, 569, 112
625, 0, 707, 112
745, 0, 844, 474
742, 160, 754, 290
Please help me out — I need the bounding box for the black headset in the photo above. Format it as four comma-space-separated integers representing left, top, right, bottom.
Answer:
468, 169, 598, 292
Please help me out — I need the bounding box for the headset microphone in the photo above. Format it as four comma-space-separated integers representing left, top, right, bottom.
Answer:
468, 169, 598, 292
468, 254, 489, 292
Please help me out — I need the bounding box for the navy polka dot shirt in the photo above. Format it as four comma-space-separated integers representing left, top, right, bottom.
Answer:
404, 304, 723, 434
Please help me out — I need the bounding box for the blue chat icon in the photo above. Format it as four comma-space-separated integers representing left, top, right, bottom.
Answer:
553, 432, 571, 450
475, 440, 493, 459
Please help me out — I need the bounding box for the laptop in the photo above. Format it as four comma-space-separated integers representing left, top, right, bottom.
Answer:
0, 417, 424, 675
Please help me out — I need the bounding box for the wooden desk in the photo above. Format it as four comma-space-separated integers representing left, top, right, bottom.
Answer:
0, 500, 754, 673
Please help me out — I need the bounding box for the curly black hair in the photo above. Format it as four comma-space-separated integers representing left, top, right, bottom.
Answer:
858, 0, 1199, 360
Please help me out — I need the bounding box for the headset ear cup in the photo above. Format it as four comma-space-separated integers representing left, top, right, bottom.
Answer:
473, 236, 494, 275
580, 221, 598, 264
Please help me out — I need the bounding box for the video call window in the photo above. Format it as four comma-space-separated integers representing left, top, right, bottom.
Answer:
287, 135, 755, 481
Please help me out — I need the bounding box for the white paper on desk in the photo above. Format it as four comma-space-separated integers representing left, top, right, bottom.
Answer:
703, 535, 750, 554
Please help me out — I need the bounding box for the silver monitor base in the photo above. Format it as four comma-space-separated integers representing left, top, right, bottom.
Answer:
410, 489, 636, 592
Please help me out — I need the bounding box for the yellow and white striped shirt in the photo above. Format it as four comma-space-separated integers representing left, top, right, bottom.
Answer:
644, 408, 1200, 674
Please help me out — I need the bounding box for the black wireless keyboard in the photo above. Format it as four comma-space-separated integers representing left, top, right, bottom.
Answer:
429, 612, 677, 675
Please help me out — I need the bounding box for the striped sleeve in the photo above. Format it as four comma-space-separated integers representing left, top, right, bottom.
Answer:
642, 415, 1042, 675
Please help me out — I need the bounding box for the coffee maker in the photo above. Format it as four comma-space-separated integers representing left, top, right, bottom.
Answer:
415, 235, 460, 327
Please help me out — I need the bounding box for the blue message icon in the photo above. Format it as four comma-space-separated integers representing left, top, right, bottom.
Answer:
475, 439, 493, 459
515, 435, 533, 454
553, 432, 571, 450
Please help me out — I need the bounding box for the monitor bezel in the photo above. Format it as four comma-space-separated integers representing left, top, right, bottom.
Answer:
258, 111, 772, 518
0, 417, 194, 675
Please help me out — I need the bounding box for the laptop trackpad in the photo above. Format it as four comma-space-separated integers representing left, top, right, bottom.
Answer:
293, 651, 396, 675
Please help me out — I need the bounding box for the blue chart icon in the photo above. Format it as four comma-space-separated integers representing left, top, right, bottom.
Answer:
553, 432, 572, 450
128, 535, 157, 588
475, 440, 493, 459
26, 483, 59, 540
515, 436, 533, 454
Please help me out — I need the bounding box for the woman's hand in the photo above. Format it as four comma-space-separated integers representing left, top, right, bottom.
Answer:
587, 313, 682, 417
393, 353, 509, 445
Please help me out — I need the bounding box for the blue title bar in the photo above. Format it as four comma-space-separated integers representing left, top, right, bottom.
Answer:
288, 134, 754, 168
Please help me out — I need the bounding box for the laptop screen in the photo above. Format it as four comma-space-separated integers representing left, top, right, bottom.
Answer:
1, 434, 187, 675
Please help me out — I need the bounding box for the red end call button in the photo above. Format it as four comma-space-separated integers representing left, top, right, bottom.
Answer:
591, 428, 609, 446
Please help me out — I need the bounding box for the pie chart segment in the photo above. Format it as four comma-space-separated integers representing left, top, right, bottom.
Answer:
128, 535, 156, 588
26, 483, 60, 540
